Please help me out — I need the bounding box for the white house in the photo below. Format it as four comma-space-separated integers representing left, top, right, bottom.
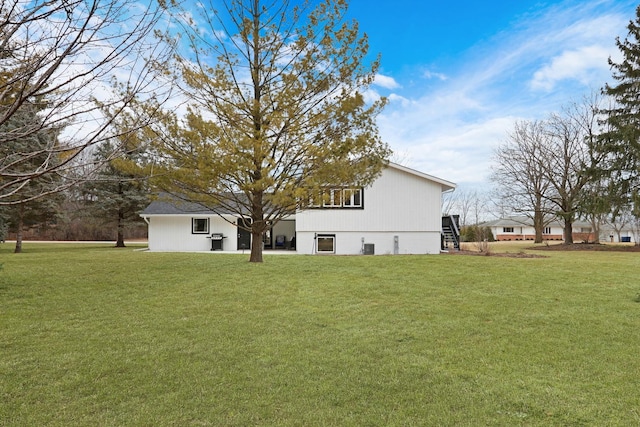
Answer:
483, 216, 638, 243
140, 162, 456, 255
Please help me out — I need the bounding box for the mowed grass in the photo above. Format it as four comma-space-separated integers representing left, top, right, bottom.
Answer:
1, 243, 639, 426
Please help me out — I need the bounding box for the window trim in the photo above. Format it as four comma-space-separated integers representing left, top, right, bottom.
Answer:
310, 187, 364, 209
316, 234, 336, 254
192, 217, 210, 234
343, 188, 362, 208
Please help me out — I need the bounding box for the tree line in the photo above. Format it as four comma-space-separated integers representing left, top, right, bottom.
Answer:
490, 6, 640, 245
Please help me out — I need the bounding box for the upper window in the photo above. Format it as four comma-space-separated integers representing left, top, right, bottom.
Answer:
543, 227, 552, 235
503, 227, 514, 233
311, 187, 363, 209
192, 218, 209, 234
343, 188, 362, 208
323, 188, 343, 208
581, 227, 592, 233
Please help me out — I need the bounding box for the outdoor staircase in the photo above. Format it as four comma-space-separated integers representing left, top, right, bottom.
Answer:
442, 215, 461, 250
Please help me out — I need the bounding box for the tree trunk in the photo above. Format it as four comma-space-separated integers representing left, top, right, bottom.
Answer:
14, 204, 24, 253
563, 216, 574, 244
115, 208, 126, 247
533, 209, 544, 243
249, 230, 263, 262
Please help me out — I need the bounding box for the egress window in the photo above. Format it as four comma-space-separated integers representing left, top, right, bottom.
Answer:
192, 218, 209, 234
316, 234, 336, 253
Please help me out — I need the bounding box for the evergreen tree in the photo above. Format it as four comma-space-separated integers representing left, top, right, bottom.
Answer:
600, 5, 640, 201
0, 102, 63, 252
82, 140, 150, 247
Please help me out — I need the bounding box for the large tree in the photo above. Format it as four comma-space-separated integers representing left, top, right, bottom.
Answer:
0, 0, 171, 205
0, 99, 63, 252
541, 97, 603, 244
146, 0, 391, 262
596, 5, 640, 214
81, 139, 150, 248
491, 120, 552, 243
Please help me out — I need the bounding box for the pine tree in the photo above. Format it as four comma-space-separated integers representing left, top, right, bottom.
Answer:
600, 5, 640, 198
0, 102, 63, 252
82, 140, 150, 248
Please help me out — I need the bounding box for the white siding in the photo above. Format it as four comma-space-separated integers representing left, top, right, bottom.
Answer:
296, 231, 442, 255
148, 215, 238, 252
296, 166, 447, 255
297, 166, 443, 233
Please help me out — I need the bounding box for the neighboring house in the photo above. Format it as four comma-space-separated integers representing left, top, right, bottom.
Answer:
140, 162, 456, 255
598, 223, 637, 243
483, 216, 596, 242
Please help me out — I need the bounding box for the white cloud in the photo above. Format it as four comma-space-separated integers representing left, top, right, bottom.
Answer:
374, 73, 400, 89
530, 45, 611, 91
423, 70, 448, 81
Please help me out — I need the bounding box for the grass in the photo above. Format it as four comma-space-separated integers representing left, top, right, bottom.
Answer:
1, 242, 640, 426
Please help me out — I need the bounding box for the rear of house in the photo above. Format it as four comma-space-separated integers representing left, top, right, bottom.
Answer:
141, 163, 456, 254
296, 163, 455, 255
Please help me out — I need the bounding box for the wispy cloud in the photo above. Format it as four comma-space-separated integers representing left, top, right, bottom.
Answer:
374, 0, 635, 188
423, 70, 447, 81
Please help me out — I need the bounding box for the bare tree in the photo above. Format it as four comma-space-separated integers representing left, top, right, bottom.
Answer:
0, 0, 172, 205
491, 120, 553, 243
541, 95, 605, 244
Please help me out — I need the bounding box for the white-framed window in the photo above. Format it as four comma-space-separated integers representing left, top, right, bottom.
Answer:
343, 188, 362, 208
323, 189, 343, 207
503, 227, 514, 233
316, 234, 335, 253
309, 189, 323, 207
192, 218, 209, 234
543, 227, 552, 234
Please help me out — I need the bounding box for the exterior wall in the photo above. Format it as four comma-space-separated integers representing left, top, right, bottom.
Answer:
296, 231, 442, 255
147, 215, 238, 252
296, 166, 444, 254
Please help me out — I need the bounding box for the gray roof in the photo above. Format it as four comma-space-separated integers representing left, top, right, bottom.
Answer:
141, 194, 239, 216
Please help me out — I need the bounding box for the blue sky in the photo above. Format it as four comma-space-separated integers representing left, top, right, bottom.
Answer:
345, 0, 638, 190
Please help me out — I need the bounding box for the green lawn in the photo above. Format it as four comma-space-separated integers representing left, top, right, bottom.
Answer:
1, 243, 639, 426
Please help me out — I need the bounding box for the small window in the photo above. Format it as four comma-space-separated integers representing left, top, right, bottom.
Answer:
343, 188, 362, 208
192, 218, 209, 234
503, 227, 514, 233
543, 227, 552, 234
316, 234, 335, 253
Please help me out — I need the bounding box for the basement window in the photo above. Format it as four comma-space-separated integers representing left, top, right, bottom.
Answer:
316, 234, 336, 254
192, 218, 209, 234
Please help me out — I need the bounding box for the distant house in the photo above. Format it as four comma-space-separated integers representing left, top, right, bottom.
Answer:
140, 162, 457, 255
483, 216, 596, 242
